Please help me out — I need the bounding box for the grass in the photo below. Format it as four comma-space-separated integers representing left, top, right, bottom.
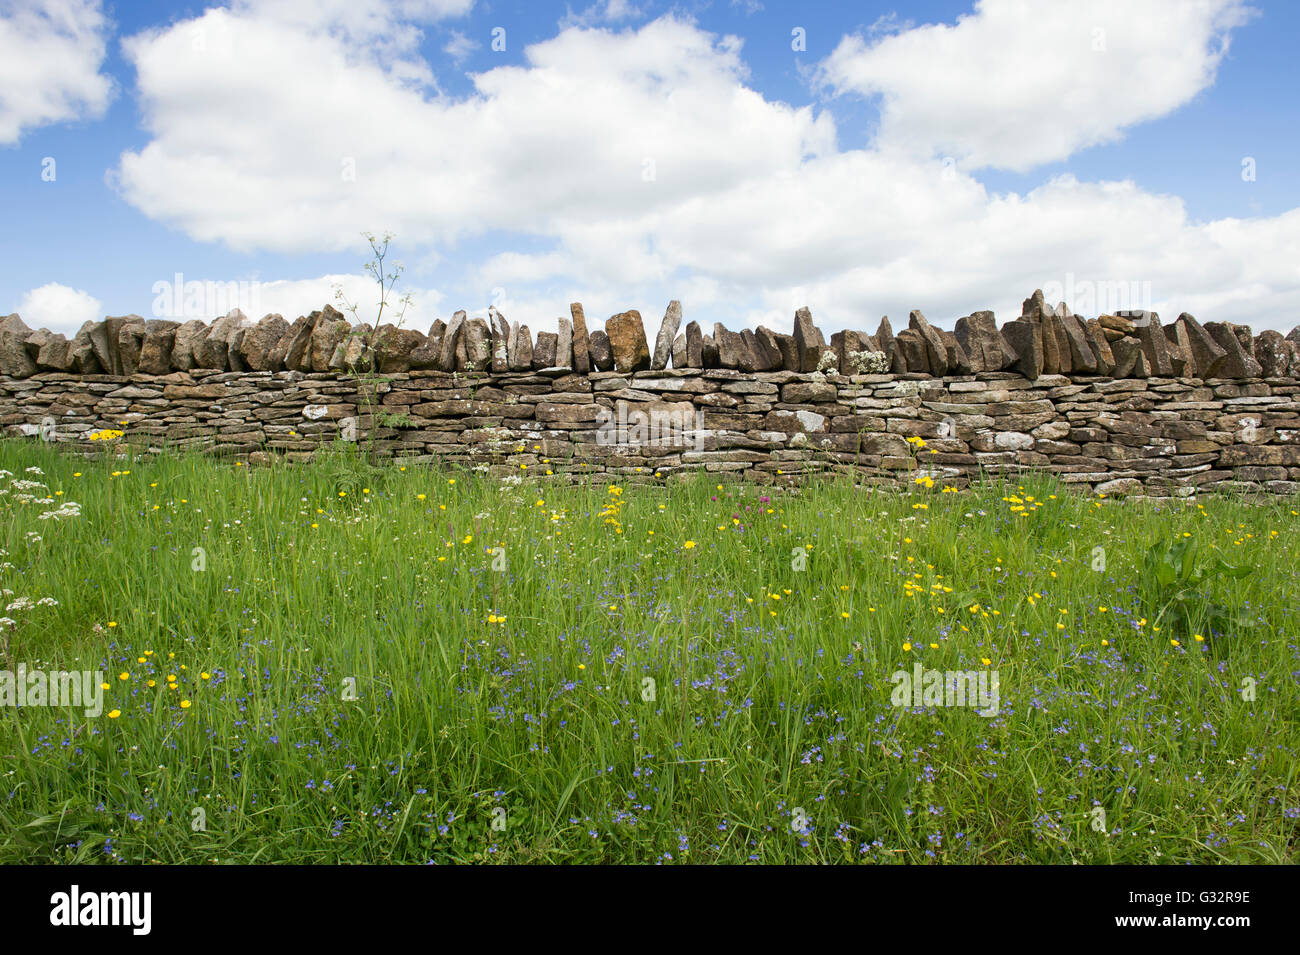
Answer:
0, 436, 1297, 864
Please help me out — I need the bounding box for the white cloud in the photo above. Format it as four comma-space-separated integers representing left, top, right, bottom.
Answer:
442, 28, 479, 63
817, 0, 1255, 172
560, 0, 645, 30
0, 0, 113, 144
109, 5, 1299, 336
16, 282, 102, 336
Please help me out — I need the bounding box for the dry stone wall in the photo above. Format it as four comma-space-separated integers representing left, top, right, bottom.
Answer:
2, 291, 1299, 495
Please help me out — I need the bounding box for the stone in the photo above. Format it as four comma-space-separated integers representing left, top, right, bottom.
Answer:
226, 317, 254, 372
373, 325, 426, 373
671, 333, 686, 369
793, 307, 826, 373
908, 310, 949, 376
556, 317, 574, 370
701, 334, 720, 369
1254, 330, 1291, 378
437, 310, 466, 372
310, 313, 351, 373
117, 320, 148, 375
1059, 308, 1098, 374
510, 325, 534, 371
462, 318, 491, 372
782, 381, 837, 403
1083, 319, 1115, 376
954, 311, 1005, 373
1162, 322, 1189, 376
1204, 321, 1262, 378
876, 316, 904, 374
589, 329, 615, 371
239, 314, 289, 372
753, 327, 784, 371
685, 321, 704, 368
651, 300, 682, 371
895, 328, 930, 373
570, 302, 592, 375
172, 319, 212, 371
533, 331, 558, 369
68, 321, 104, 373
35, 332, 72, 371
831, 330, 877, 375
107, 314, 149, 375
741, 329, 776, 372
1135, 312, 1172, 377
410, 319, 444, 370
330, 324, 369, 372
1095, 478, 1143, 497
1173, 313, 1226, 377
490, 308, 511, 373
84, 319, 112, 372
939, 328, 972, 375
1111, 337, 1144, 378
713, 323, 746, 370
1001, 320, 1042, 380
1098, 314, 1135, 335
606, 311, 651, 372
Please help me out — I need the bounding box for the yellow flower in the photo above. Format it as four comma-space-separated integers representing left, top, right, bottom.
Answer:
147, 680, 156, 687
981, 657, 991, 666
100, 682, 110, 690
108, 709, 120, 719
841, 612, 850, 619
684, 540, 696, 549
417, 494, 426, 501
107, 621, 117, 628
1170, 639, 1180, 647
201, 672, 210, 680
902, 642, 912, 652
118, 672, 129, 680
577, 663, 586, 670
1101, 639, 1110, 647
180, 700, 191, 709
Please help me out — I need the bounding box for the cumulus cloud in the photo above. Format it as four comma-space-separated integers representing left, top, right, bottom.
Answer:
109, 4, 1299, 333
817, 0, 1255, 172
16, 282, 102, 335
0, 0, 114, 144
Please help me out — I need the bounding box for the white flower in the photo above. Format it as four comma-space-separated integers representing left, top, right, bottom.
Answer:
0, 617, 15, 629
24, 466, 44, 475
37, 597, 58, 607
6, 597, 33, 612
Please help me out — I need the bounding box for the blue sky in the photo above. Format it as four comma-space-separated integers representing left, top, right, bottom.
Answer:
2, 0, 1297, 337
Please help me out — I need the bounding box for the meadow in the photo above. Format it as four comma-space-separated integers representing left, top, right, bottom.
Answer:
0, 437, 1296, 864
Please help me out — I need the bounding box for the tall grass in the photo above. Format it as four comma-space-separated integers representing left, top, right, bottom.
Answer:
1, 438, 1296, 863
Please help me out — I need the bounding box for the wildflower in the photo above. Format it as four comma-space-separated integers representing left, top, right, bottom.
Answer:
108, 710, 120, 719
